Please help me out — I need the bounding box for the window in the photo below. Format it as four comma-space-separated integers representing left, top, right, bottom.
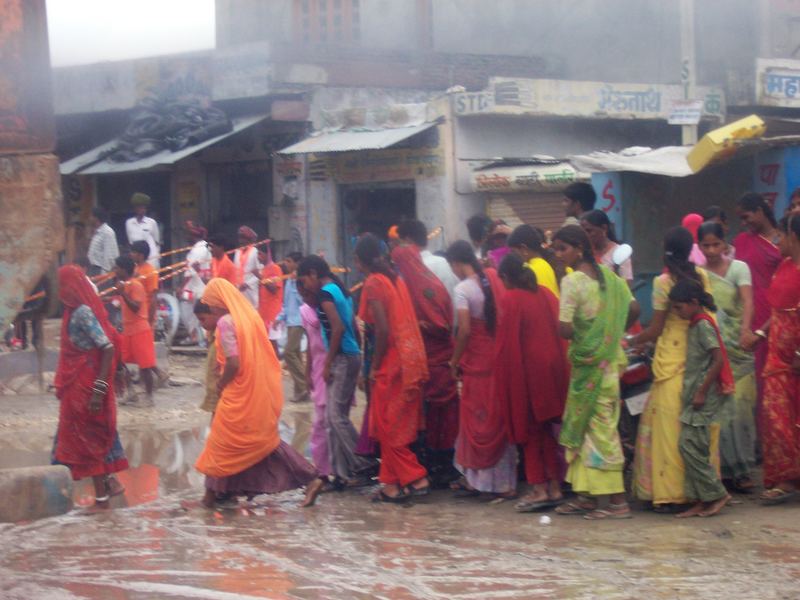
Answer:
294, 0, 360, 45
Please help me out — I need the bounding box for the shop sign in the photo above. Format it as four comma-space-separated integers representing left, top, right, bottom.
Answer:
312, 147, 444, 184
667, 100, 705, 125
452, 78, 725, 120
756, 58, 800, 108
471, 164, 588, 193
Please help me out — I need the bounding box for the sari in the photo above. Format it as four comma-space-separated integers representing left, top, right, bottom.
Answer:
761, 258, 800, 488
195, 278, 284, 478
633, 270, 720, 504
559, 267, 630, 496
391, 245, 459, 449
733, 231, 782, 403
300, 302, 331, 477
455, 269, 516, 492
707, 261, 757, 480
53, 265, 128, 480
358, 273, 429, 486
495, 287, 568, 484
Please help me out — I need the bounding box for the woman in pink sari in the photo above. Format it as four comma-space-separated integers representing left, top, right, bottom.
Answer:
735, 193, 783, 406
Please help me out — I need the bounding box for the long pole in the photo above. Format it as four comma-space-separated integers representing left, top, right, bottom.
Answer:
680, 0, 698, 145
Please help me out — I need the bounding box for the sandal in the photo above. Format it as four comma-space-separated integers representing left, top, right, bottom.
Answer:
555, 500, 596, 515
515, 497, 557, 513
372, 489, 410, 504
584, 503, 633, 520
760, 487, 798, 506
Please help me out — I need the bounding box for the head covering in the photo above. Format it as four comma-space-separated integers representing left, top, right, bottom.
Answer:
237, 226, 257, 242
195, 278, 284, 478
130, 192, 151, 207
682, 213, 704, 242
185, 220, 207, 239
387, 225, 400, 240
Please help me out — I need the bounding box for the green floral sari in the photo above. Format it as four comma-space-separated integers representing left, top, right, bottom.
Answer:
559, 265, 631, 451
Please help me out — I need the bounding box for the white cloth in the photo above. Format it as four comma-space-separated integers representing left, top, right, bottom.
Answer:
598, 242, 634, 282
181, 240, 212, 301
421, 250, 459, 300
234, 246, 260, 308
125, 216, 161, 268
87, 222, 119, 272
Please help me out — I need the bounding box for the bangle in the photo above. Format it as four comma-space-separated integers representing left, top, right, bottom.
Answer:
795, 349, 800, 358
754, 329, 767, 339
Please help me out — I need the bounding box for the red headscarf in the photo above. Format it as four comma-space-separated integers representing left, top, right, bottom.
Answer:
54, 265, 121, 479
682, 213, 704, 242
391, 244, 453, 337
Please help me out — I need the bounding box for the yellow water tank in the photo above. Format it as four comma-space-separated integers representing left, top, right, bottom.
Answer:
687, 115, 766, 173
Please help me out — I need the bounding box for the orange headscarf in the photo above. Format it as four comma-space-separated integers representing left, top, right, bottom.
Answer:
194, 278, 283, 477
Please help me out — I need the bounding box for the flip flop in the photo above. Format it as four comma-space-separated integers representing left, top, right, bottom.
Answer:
406, 485, 431, 498
583, 507, 633, 520
760, 488, 798, 506
453, 488, 480, 498
555, 500, 595, 515
515, 498, 556, 513
372, 489, 410, 504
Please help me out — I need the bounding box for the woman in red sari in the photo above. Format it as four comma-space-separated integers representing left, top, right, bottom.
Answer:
52, 265, 128, 507
494, 253, 570, 512
355, 234, 430, 502
391, 237, 459, 486
735, 193, 783, 402
446, 240, 516, 498
758, 214, 800, 504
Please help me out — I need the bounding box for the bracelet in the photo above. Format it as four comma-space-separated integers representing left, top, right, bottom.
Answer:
795, 349, 800, 358
754, 329, 767, 339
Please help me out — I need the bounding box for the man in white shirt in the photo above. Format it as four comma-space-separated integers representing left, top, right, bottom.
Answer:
234, 225, 261, 309
86, 207, 119, 276
398, 219, 459, 300
466, 213, 493, 261
562, 181, 596, 228
125, 192, 161, 269
180, 221, 212, 345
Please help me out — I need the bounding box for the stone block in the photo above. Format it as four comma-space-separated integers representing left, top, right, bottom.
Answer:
0, 465, 73, 522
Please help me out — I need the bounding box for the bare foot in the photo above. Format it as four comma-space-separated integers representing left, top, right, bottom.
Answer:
675, 502, 704, 518
699, 494, 731, 517
105, 476, 125, 498
301, 478, 324, 508
201, 490, 217, 509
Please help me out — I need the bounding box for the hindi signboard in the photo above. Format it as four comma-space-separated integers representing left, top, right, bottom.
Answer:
757, 58, 800, 108
668, 100, 705, 125
452, 78, 725, 121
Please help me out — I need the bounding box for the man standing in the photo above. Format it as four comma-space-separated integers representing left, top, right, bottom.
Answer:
114, 256, 156, 407
234, 226, 260, 309
398, 220, 459, 300
466, 214, 493, 260
257, 244, 283, 355
208, 234, 239, 285
180, 221, 212, 346
281, 252, 309, 403
562, 181, 597, 227
86, 207, 119, 277
130, 241, 158, 327
125, 192, 160, 269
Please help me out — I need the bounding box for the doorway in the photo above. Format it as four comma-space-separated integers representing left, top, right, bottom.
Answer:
339, 181, 416, 283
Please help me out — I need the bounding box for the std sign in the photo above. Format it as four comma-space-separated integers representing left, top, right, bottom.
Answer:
452, 92, 494, 116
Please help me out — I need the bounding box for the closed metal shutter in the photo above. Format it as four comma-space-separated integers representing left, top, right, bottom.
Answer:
488, 193, 565, 235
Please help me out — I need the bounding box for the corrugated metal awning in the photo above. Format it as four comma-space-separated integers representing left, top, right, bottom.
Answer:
60, 114, 268, 176
277, 122, 437, 154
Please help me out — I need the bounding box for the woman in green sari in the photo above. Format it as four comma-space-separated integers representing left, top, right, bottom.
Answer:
697, 221, 757, 491
552, 226, 640, 520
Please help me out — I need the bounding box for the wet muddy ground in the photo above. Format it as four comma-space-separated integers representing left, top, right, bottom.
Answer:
1, 356, 800, 599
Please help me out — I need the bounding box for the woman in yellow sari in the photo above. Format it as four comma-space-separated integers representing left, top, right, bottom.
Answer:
194, 278, 322, 508
631, 227, 718, 510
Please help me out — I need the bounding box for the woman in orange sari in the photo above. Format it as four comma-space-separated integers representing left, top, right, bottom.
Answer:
194, 278, 322, 508
355, 234, 430, 502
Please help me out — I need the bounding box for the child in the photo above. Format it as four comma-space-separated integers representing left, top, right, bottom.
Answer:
258, 245, 284, 356
669, 279, 734, 518
113, 256, 156, 407
194, 302, 220, 416
298, 283, 332, 482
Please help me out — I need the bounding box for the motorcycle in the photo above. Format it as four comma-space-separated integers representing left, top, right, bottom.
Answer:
611, 244, 654, 470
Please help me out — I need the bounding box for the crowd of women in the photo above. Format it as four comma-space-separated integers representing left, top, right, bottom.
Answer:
50, 189, 800, 520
